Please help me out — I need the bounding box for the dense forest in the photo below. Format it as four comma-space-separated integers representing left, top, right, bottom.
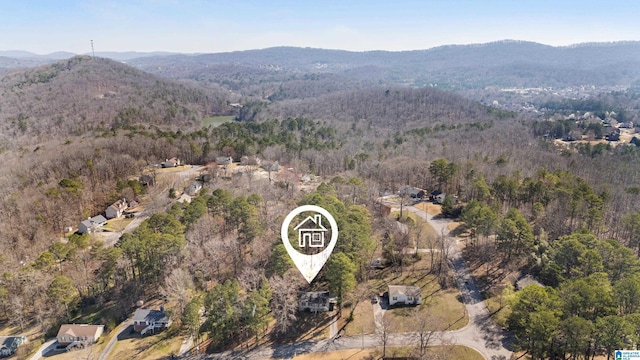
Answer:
2, 43, 640, 359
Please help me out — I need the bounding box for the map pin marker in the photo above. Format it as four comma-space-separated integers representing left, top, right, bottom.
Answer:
281, 205, 339, 283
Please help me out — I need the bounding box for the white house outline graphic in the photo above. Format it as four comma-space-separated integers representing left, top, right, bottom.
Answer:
294, 214, 328, 248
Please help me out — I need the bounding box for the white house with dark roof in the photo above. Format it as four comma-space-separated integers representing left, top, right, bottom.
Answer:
133, 308, 172, 335
298, 291, 337, 312
294, 214, 328, 248
78, 215, 107, 234
0, 336, 26, 357
388, 285, 422, 306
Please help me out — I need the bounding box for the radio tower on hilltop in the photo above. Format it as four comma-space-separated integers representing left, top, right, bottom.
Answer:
91, 40, 95, 59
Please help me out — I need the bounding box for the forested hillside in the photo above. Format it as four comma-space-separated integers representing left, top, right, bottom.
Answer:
3, 43, 640, 359
0, 56, 230, 143
129, 41, 640, 89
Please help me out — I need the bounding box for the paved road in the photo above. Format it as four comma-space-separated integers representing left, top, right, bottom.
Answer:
193, 203, 512, 360
97, 318, 132, 360
403, 205, 512, 360
179, 335, 195, 356
28, 339, 57, 360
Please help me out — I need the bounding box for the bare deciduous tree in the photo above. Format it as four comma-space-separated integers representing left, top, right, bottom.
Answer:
161, 268, 193, 321
269, 270, 302, 335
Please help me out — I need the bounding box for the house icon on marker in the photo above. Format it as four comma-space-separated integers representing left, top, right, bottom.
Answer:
294, 214, 328, 248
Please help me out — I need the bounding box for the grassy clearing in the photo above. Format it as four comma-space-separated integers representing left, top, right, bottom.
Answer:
413, 202, 442, 216
401, 212, 438, 248
103, 218, 133, 232
343, 300, 377, 337
202, 115, 234, 127
107, 330, 182, 360
370, 257, 467, 332
484, 285, 514, 328
290, 345, 484, 360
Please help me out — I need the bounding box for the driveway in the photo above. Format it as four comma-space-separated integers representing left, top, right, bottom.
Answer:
97, 318, 133, 360
28, 339, 56, 360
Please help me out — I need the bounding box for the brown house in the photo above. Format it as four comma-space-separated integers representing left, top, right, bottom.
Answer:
56, 324, 104, 349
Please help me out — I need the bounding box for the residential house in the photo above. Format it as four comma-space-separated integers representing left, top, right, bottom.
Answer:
0, 336, 26, 357
105, 199, 128, 219
388, 285, 422, 306
399, 186, 425, 199
78, 215, 107, 234
216, 156, 233, 165
161, 157, 181, 168
294, 214, 328, 248
430, 190, 446, 204
56, 324, 104, 350
139, 174, 155, 186
298, 291, 337, 312
183, 181, 203, 196
133, 308, 172, 335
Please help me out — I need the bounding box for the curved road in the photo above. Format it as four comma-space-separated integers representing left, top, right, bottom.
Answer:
195, 203, 512, 360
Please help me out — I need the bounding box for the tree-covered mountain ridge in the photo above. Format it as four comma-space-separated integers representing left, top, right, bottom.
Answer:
127, 40, 640, 89
0, 56, 230, 143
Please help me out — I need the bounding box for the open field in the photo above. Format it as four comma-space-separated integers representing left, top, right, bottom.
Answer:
202, 115, 234, 127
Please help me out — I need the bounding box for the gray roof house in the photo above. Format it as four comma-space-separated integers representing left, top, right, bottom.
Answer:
216, 156, 233, 165
0, 336, 26, 357
78, 215, 107, 234
183, 181, 203, 196
298, 291, 337, 313
133, 308, 172, 335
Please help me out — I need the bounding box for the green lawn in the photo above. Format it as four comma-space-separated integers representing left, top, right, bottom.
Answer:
202, 115, 235, 127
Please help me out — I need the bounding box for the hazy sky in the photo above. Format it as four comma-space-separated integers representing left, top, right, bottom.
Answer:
2, 0, 639, 54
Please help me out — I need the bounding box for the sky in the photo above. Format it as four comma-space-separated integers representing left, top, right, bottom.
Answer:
1, 0, 640, 54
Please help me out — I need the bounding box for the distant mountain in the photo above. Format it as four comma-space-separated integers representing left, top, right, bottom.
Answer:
0, 51, 182, 69
0, 56, 229, 141
92, 51, 180, 61
127, 40, 640, 89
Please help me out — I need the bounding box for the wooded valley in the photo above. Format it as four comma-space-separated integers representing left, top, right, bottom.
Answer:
1, 42, 640, 359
